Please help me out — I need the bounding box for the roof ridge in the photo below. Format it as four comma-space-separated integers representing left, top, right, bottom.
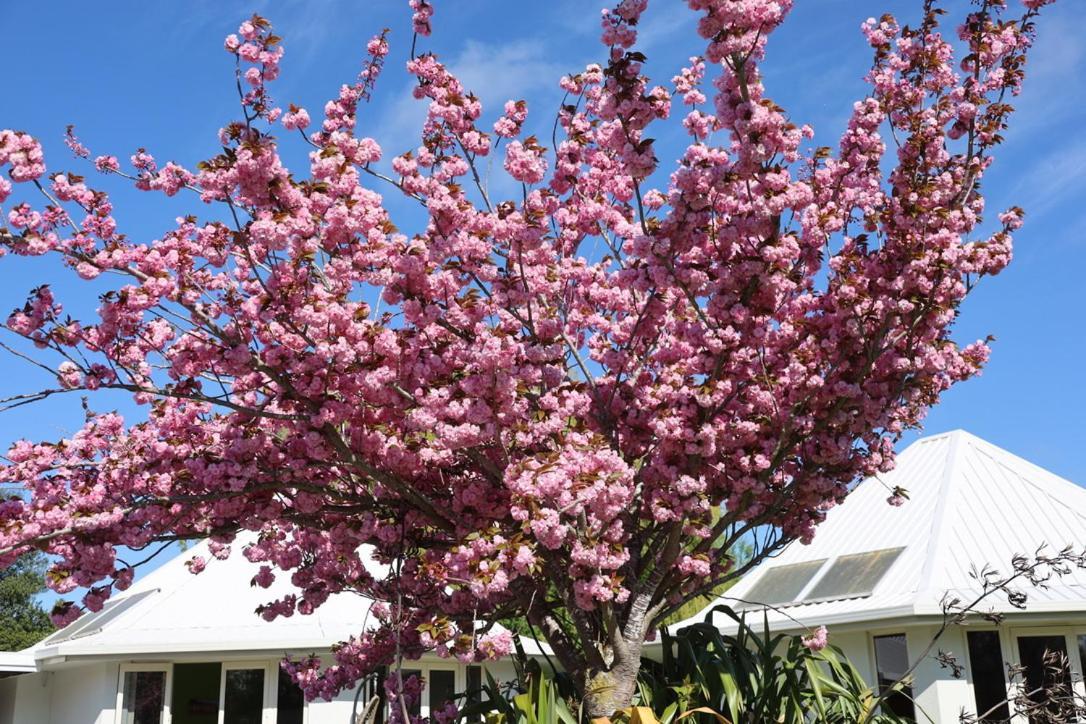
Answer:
916, 431, 964, 594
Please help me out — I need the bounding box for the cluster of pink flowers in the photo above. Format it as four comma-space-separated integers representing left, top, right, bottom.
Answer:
282, 106, 311, 131
801, 625, 829, 651
689, 0, 792, 63
385, 671, 424, 723
503, 139, 547, 184
601, 0, 648, 50
0, 0, 1055, 708
224, 15, 284, 122
493, 100, 528, 138
409, 0, 434, 37
0, 131, 44, 198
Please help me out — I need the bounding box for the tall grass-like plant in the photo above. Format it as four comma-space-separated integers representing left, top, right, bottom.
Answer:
463, 606, 913, 723
631, 606, 912, 724
458, 650, 579, 724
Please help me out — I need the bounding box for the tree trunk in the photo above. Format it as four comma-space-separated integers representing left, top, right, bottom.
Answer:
581, 642, 643, 719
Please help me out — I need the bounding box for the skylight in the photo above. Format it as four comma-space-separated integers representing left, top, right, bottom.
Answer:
738, 559, 826, 608
804, 547, 903, 602
43, 589, 158, 645
735, 546, 904, 610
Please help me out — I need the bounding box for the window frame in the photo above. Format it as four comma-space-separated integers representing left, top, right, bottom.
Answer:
217, 660, 277, 724
1006, 625, 1086, 723
869, 631, 916, 720
424, 662, 460, 717
115, 662, 173, 724
963, 627, 1014, 722
114, 658, 308, 724
386, 662, 464, 719
272, 663, 310, 724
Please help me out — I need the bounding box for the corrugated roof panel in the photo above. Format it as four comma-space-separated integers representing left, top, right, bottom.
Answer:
678, 430, 1086, 634
32, 534, 385, 658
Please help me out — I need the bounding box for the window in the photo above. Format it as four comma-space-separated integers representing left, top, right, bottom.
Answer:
465, 665, 482, 723
739, 560, 826, 607
172, 662, 220, 724
1079, 634, 1086, 689
276, 669, 305, 724
221, 666, 266, 724
805, 548, 902, 602
429, 669, 456, 714
118, 661, 297, 724
873, 634, 915, 719
967, 631, 1011, 722
1016, 635, 1072, 724
387, 665, 461, 719
738, 548, 905, 609
119, 667, 168, 724
47, 589, 158, 644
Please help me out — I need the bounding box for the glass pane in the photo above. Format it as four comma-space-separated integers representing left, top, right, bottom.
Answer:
366, 665, 387, 717
466, 665, 482, 723
50, 590, 157, 644
172, 662, 222, 724
1079, 635, 1086, 688
121, 670, 166, 724
429, 669, 456, 714
223, 668, 265, 724
400, 669, 422, 718
1016, 635, 1072, 724
967, 631, 1011, 722
739, 560, 826, 607
276, 669, 304, 724
873, 634, 915, 719
805, 548, 903, 601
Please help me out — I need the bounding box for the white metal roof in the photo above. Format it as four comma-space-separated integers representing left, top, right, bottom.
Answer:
674, 430, 1086, 633
25, 534, 548, 667
29, 535, 383, 662
0, 651, 36, 673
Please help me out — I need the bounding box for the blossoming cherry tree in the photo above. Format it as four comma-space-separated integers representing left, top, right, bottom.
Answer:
0, 0, 1055, 716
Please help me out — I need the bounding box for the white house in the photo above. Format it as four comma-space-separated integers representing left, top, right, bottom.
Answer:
674, 430, 1086, 723
3, 429, 1085, 723
0, 533, 524, 724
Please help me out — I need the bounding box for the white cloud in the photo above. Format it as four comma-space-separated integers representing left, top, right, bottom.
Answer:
1009, 140, 1086, 221
370, 37, 583, 198
1003, 4, 1085, 141
635, 5, 697, 52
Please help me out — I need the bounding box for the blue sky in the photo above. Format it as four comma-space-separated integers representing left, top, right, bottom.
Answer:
1, 1, 1083, 599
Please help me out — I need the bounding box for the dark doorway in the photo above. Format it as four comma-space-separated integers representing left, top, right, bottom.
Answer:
1016, 635, 1072, 724
222, 667, 265, 724
276, 669, 305, 724
966, 630, 1011, 722
171, 663, 221, 724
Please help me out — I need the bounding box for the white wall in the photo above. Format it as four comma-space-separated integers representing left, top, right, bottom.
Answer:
0, 677, 17, 724
825, 629, 873, 677
0, 671, 54, 724
907, 624, 973, 724
49, 663, 119, 724
308, 682, 365, 724
3, 651, 572, 723
825, 623, 996, 723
